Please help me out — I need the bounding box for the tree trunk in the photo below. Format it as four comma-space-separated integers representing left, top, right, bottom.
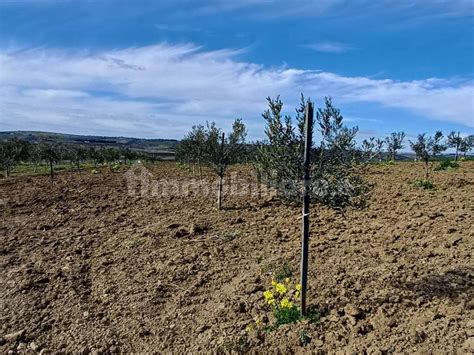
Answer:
455, 148, 459, 161
50, 160, 54, 184
424, 160, 429, 180
217, 173, 223, 210
198, 159, 202, 181
216, 132, 225, 210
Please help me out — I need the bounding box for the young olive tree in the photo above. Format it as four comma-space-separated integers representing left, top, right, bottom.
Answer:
0, 138, 29, 177
375, 138, 385, 162
40, 141, 60, 183
121, 147, 137, 165
68, 145, 88, 170
458, 134, 473, 158
175, 138, 194, 167
312, 98, 370, 209
254, 94, 311, 201
256, 96, 371, 210
410, 131, 447, 180
385, 132, 405, 161
29, 143, 42, 172
204, 119, 247, 210
88, 146, 104, 168
360, 137, 384, 163
447, 131, 463, 161
184, 125, 207, 178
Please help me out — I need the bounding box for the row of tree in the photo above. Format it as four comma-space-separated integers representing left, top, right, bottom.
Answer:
361, 130, 473, 163
177, 95, 473, 210
176, 120, 247, 209
0, 139, 161, 180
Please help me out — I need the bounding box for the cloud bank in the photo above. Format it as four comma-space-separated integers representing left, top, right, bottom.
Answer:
0, 44, 473, 138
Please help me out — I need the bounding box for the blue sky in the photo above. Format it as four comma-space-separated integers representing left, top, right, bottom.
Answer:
0, 0, 473, 143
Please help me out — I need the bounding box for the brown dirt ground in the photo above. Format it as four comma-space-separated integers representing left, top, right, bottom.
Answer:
1, 162, 473, 353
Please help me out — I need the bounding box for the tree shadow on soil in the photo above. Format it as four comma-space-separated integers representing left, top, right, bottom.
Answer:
395, 266, 473, 301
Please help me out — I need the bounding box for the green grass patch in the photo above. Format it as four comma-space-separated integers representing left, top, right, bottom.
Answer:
434, 160, 459, 171
413, 179, 435, 189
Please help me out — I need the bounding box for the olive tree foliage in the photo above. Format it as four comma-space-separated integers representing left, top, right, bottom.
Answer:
409, 131, 447, 180
29, 143, 43, 172
254, 94, 310, 201
385, 132, 405, 161
446, 131, 474, 161
177, 119, 247, 209
203, 120, 247, 210
176, 125, 207, 177
360, 137, 385, 163
0, 138, 30, 177
312, 98, 371, 209
39, 141, 60, 183
66, 145, 88, 170
375, 138, 385, 161
459, 135, 474, 157
447, 131, 464, 161
255, 96, 372, 210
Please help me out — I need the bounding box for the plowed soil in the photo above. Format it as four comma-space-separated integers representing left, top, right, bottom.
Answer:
1, 162, 473, 353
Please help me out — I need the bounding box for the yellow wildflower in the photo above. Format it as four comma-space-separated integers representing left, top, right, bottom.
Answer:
295, 284, 302, 291
246, 324, 254, 332
280, 298, 294, 309
275, 283, 288, 295
263, 290, 274, 301
255, 317, 261, 325
284, 277, 291, 284
294, 291, 300, 299
271, 280, 277, 286
268, 299, 275, 306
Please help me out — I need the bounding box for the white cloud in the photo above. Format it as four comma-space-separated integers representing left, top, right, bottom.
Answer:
303, 42, 354, 53
0, 44, 473, 139
189, 0, 474, 22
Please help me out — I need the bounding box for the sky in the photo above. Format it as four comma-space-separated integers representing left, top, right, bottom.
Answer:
0, 0, 473, 142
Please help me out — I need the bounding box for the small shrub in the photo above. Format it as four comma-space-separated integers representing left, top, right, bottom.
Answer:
413, 179, 435, 189
434, 160, 459, 171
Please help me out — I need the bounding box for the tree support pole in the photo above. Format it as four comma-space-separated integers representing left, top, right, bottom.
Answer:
217, 132, 225, 210
300, 102, 313, 316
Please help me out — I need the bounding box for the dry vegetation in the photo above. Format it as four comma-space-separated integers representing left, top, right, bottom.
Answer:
1, 162, 473, 353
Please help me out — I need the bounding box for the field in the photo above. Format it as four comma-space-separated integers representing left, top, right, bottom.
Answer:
1, 162, 473, 353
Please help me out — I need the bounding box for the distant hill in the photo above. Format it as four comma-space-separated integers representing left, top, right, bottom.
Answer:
0, 131, 178, 155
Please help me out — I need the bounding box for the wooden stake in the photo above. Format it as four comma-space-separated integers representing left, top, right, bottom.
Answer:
217, 132, 225, 210
300, 102, 313, 316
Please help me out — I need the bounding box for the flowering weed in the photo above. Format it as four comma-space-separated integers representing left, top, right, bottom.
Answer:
247, 278, 318, 333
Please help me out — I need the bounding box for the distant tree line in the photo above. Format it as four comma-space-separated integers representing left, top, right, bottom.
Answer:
0, 139, 161, 181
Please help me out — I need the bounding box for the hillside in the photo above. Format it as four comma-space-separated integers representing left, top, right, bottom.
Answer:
0, 131, 178, 154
